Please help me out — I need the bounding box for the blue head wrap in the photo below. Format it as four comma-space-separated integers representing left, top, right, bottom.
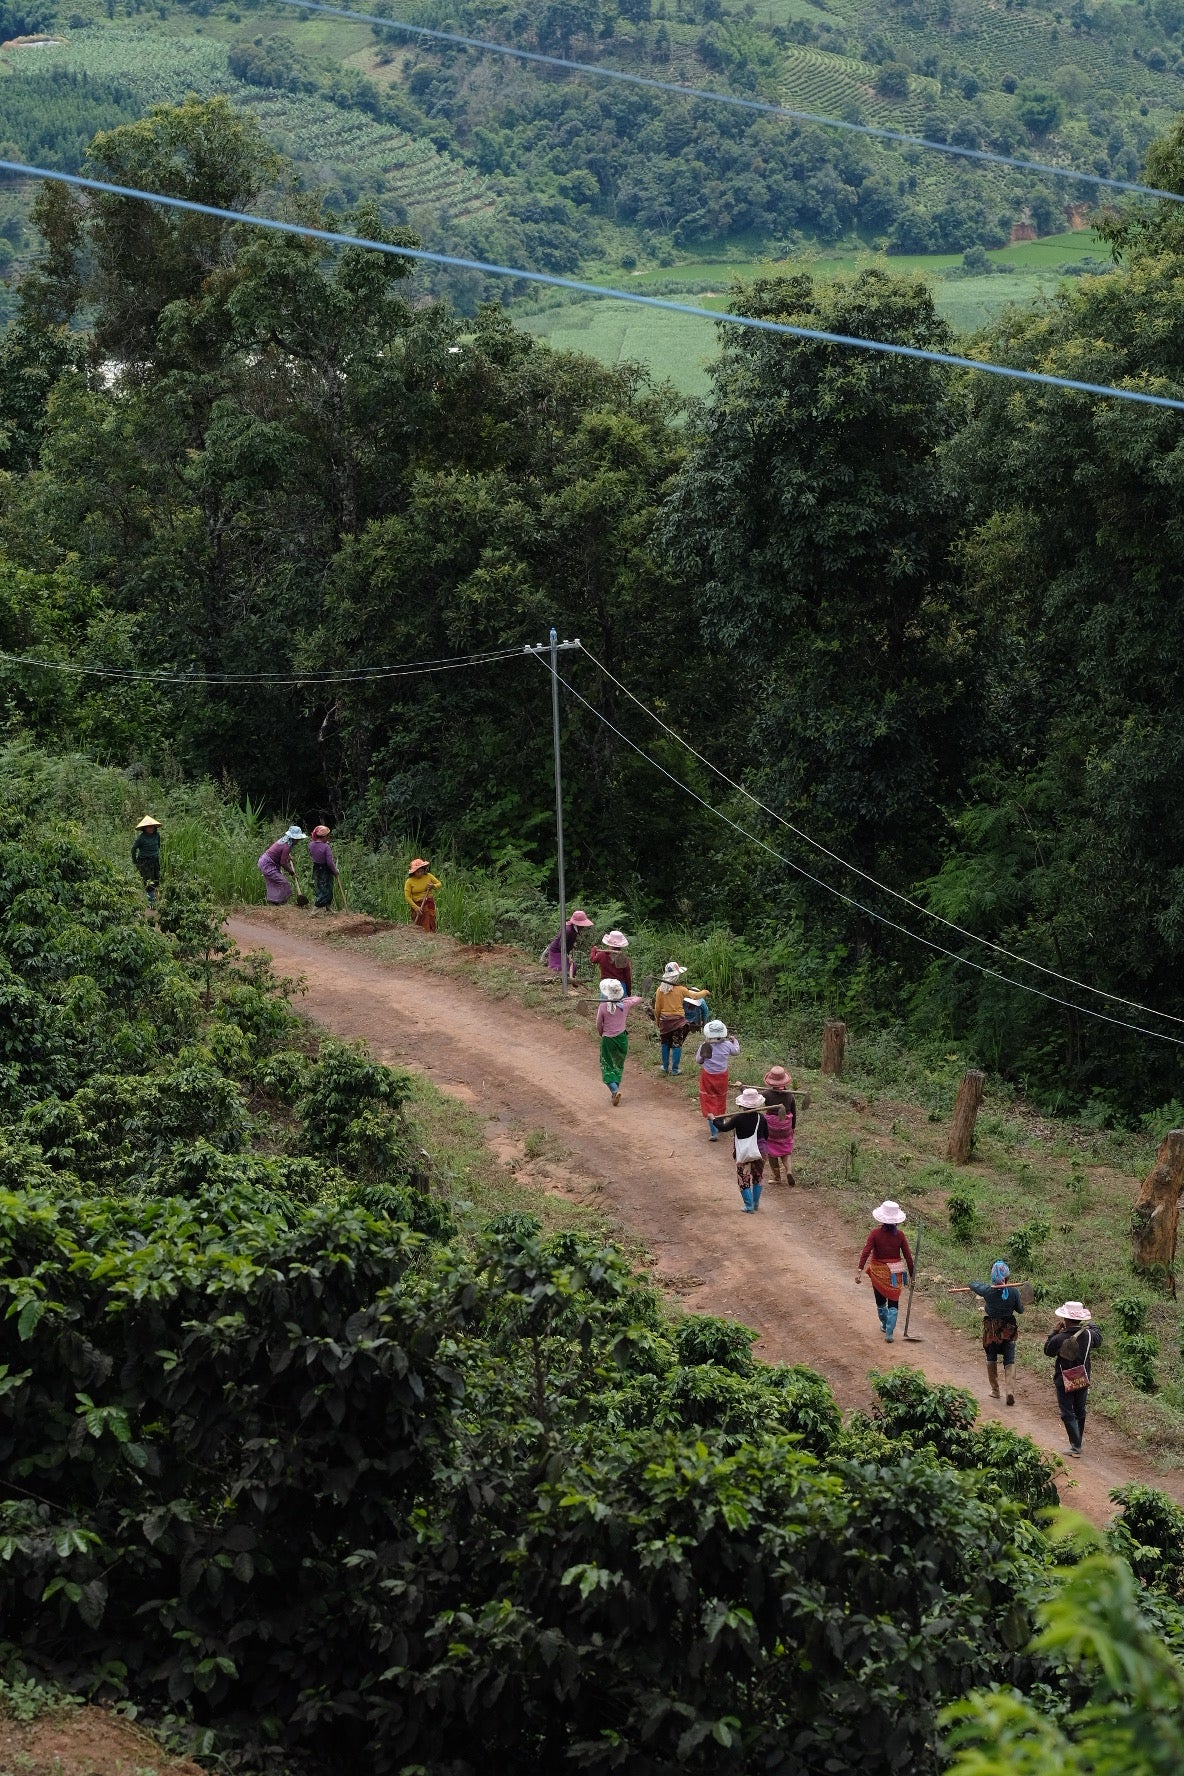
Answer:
990, 1260, 1010, 1285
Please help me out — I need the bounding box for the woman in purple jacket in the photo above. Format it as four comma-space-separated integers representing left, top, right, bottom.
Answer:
258, 826, 306, 905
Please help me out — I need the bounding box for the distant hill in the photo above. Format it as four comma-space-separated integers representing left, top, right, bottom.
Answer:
0, 0, 1180, 314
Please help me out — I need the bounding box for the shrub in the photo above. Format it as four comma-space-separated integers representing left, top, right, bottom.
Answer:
948, 1189, 978, 1242
1112, 1293, 1149, 1335
675, 1314, 759, 1373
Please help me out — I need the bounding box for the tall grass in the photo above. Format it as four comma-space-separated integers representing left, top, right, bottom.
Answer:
0, 742, 987, 1111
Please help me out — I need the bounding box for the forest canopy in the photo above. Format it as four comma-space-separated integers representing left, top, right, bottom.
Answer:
3, 98, 1184, 1118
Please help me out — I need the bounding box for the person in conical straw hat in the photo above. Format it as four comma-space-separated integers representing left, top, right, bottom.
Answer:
131, 815, 162, 908
696, 1018, 739, 1140
653, 961, 710, 1078
589, 928, 632, 995
1044, 1300, 1102, 1459
758, 1065, 796, 1187
713, 1086, 770, 1212
404, 857, 442, 932
545, 908, 593, 982
257, 825, 307, 906
595, 976, 642, 1106
855, 1201, 914, 1343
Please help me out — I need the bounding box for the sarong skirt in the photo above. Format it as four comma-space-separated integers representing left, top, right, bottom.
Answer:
699, 1068, 729, 1119
600, 1032, 629, 1090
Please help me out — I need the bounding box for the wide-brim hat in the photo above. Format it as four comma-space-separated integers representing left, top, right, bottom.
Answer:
661, 962, 687, 982
736, 1088, 766, 1109
703, 1019, 728, 1040
136, 815, 161, 829
408, 858, 430, 873
570, 909, 593, 928
284, 825, 307, 842
872, 1200, 907, 1225
600, 978, 625, 1001
1055, 1301, 1092, 1322
601, 929, 629, 949
763, 1066, 793, 1089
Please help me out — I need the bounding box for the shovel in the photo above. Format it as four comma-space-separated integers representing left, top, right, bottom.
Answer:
290, 865, 310, 909
901, 1225, 923, 1342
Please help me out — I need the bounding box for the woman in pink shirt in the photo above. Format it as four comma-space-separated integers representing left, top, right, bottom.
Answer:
595, 978, 643, 1106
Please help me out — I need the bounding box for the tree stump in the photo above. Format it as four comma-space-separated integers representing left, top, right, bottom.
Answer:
1131, 1130, 1184, 1285
946, 1069, 985, 1165
821, 1020, 846, 1077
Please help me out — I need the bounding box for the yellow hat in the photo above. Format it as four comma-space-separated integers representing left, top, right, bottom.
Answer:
136, 815, 161, 829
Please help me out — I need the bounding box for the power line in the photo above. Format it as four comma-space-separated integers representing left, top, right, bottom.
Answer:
577, 643, 1184, 1031
0, 643, 527, 687
277, 0, 1184, 208
4, 159, 1184, 414
530, 652, 1184, 1050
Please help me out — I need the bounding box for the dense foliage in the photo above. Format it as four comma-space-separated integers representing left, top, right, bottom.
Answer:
5, 97, 1184, 1117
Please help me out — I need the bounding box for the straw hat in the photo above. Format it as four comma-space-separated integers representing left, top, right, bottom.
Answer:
703, 1019, 728, 1040
736, 1088, 766, 1110
135, 815, 161, 829
1055, 1301, 1092, 1322
570, 910, 593, 929
600, 978, 625, 1002
763, 1066, 793, 1089
872, 1200, 907, 1225
312, 825, 330, 840
661, 961, 687, 983
284, 825, 307, 843
408, 858, 430, 873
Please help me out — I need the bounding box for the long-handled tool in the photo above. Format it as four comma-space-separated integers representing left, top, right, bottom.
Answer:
290, 864, 310, 909
901, 1225, 923, 1342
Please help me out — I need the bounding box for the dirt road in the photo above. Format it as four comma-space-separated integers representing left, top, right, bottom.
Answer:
230, 913, 1181, 1523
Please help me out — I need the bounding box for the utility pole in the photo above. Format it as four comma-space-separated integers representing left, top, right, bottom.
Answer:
525, 633, 580, 994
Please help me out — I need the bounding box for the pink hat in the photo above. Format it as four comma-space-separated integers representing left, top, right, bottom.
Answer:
1055, 1301, 1092, 1322
763, 1066, 793, 1089
408, 858, 430, 873
601, 929, 629, 949
736, 1088, 766, 1110
570, 910, 593, 928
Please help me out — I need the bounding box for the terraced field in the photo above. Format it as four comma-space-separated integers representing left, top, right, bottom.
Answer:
780, 43, 942, 127
34, 26, 508, 229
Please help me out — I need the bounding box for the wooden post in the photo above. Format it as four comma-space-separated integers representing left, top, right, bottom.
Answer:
821, 1020, 846, 1077
1131, 1130, 1184, 1285
946, 1069, 985, 1165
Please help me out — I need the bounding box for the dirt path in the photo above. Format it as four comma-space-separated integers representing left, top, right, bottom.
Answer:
230, 914, 1182, 1524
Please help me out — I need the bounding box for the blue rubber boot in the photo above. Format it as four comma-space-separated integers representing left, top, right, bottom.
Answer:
671, 1046, 681, 1075
752, 1182, 763, 1211
740, 1186, 754, 1213
708, 1118, 719, 1141
877, 1303, 888, 1335
660, 1040, 671, 1073
884, 1304, 899, 1342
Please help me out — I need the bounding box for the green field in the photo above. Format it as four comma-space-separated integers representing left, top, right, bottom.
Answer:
524, 232, 1106, 393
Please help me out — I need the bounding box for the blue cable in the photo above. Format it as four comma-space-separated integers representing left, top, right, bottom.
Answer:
277, 0, 1184, 206
3, 158, 1182, 413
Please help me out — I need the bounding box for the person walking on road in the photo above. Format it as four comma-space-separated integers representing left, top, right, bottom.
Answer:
545, 908, 593, 981
759, 1065, 796, 1186
1045, 1301, 1102, 1459
696, 1019, 739, 1140
258, 826, 307, 906
714, 1087, 770, 1213
589, 929, 632, 995
596, 977, 643, 1106
653, 962, 710, 1076
131, 815, 162, 908
309, 826, 340, 910
855, 1201, 914, 1343
404, 858, 442, 931
967, 1260, 1024, 1406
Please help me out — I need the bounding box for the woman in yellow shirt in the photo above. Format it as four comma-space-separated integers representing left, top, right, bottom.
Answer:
652, 961, 709, 1077
404, 858, 442, 931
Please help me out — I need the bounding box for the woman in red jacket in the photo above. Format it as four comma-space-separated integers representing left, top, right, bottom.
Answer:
855, 1200, 914, 1344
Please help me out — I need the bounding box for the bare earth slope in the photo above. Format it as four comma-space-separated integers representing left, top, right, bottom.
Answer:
229, 913, 1183, 1526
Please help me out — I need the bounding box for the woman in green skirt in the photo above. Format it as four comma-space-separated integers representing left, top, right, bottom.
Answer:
595, 978, 643, 1106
